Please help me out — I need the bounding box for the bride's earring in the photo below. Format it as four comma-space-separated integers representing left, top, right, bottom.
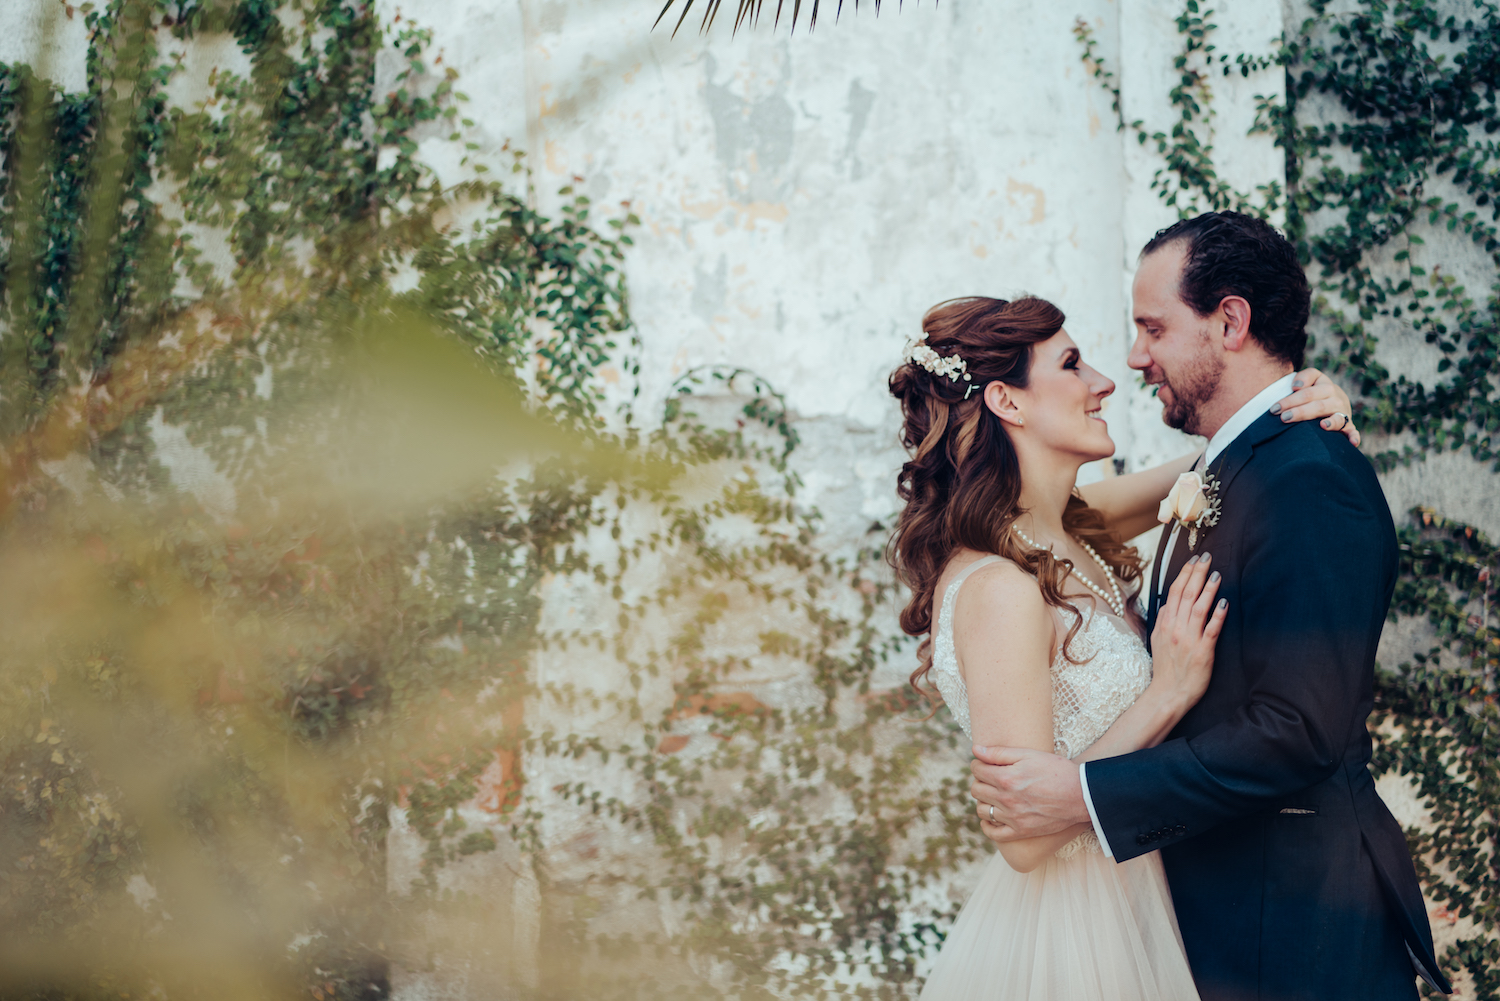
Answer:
1016, 417, 1025, 427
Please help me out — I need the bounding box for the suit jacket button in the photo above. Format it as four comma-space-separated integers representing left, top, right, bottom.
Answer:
1136, 833, 1150, 845
1174, 825, 1187, 836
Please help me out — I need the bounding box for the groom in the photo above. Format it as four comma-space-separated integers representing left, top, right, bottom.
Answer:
970, 212, 1450, 1000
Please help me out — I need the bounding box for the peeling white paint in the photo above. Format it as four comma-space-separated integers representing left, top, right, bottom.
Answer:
126, 874, 157, 909
0, 1, 87, 93
147, 407, 238, 521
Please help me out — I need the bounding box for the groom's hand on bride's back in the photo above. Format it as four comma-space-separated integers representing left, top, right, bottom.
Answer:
972, 551, 1229, 848
969, 746, 1088, 843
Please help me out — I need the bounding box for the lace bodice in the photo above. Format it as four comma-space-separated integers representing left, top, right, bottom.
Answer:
930, 555, 1153, 858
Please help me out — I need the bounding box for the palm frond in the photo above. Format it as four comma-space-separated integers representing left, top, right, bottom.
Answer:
653, 0, 892, 36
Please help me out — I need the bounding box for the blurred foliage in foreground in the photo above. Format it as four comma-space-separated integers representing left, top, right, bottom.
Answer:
0, 0, 641, 995
0, 3, 971, 1000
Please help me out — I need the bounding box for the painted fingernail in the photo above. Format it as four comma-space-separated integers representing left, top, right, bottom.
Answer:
1218, 598, 1227, 609
1269, 402, 1282, 414
1200, 552, 1211, 565
1281, 412, 1293, 422
1293, 380, 1304, 389
1209, 571, 1220, 582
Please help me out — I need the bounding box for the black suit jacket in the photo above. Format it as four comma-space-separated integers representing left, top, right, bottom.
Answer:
1087, 412, 1449, 1000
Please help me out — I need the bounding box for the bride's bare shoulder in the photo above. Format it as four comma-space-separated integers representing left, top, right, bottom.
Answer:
948, 556, 1054, 672
946, 555, 1047, 622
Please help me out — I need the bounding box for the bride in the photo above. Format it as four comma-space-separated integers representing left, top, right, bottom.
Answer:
887, 295, 1355, 1000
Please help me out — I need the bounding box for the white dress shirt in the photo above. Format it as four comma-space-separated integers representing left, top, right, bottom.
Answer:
1080, 371, 1295, 857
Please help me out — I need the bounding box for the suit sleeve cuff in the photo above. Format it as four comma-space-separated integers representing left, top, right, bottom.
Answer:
1079, 761, 1115, 858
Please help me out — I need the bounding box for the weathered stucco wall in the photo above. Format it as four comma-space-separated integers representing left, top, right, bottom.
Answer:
375, 0, 1289, 482
0, 2, 88, 93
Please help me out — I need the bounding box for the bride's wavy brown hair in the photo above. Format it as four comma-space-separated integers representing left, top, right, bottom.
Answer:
887, 296, 1143, 701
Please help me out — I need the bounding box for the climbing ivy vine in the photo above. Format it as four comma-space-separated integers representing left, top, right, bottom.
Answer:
0, 0, 643, 997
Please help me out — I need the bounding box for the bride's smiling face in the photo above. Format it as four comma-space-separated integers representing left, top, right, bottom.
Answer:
1002, 328, 1117, 462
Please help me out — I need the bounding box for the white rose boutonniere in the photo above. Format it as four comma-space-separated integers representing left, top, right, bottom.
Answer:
1157, 470, 1223, 550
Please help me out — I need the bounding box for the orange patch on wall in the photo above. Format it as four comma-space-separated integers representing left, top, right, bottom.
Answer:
473, 699, 525, 814
670, 691, 767, 719
1006, 178, 1047, 225
657, 734, 690, 754
472, 745, 523, 814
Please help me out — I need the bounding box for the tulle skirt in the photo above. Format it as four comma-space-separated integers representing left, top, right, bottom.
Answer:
919, 839, 1201, 1001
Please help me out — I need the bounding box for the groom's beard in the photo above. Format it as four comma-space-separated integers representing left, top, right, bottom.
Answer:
1160, 349, 1225, 436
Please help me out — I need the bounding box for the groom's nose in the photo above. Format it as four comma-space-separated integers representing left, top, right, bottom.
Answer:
1127, 331, 1152, 372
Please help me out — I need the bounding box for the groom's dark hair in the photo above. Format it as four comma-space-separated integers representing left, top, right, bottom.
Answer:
1142, 211, 1310, 368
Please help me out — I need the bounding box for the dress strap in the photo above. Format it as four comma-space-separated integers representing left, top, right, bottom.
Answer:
949, 554, 1005, 590
934, 555, 1007, 688
938, 554, 1005, 627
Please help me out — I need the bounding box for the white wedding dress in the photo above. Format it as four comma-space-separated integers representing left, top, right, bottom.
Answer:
919, 555, 1201, 1001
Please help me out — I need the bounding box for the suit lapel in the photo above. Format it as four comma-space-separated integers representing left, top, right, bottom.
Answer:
1210, 409, 1293, 500
1153, 523, 1198, 630
1145, 520, 1173, 631
1149, 411, 1296, 629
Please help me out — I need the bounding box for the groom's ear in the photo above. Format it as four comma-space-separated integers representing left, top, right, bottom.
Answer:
1218, 295, 1253, 351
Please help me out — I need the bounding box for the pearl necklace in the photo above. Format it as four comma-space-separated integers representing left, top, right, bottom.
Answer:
1012, 525, 1127, 618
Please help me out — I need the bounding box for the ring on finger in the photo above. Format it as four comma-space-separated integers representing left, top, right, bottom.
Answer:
987, 804, 996, 824
1332, 411, 1350, 431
